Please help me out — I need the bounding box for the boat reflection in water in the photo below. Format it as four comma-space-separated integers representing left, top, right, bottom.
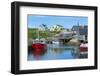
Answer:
49, 44, 80, 59
32, 49, 47, 60
28, 43, 87, 61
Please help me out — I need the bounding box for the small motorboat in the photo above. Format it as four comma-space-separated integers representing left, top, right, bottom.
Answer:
52, 40, 60, 44
52, 39, 60, 45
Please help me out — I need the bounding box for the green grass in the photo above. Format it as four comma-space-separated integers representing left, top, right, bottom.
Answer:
28, 28, 58, 40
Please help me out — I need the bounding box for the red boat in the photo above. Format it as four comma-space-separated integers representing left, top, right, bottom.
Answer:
32, 43, 47, 50
80, 43, 88, 53
32, 43, 47, 56
31, 26, 47, 56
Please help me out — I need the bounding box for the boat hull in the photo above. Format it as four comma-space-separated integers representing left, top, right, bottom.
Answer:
32, 43, 47, 56
80, 47, 88, 52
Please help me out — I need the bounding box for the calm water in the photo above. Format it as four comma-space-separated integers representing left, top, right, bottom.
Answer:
28, 44, 87, 61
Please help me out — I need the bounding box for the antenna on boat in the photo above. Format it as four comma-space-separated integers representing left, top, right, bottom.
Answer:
36, 25, 40, 42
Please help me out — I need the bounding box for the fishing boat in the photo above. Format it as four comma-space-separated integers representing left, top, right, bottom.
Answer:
32, 43, 47, 56
32, 28, 47, 55
80, 43, 88, 54
52, 40, 60, 44
32, 43, 47, 50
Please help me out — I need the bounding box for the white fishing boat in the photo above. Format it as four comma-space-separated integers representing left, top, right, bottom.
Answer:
52, 40, 60, 44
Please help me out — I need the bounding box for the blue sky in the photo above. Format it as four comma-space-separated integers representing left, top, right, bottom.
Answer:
28, 15, 88, 29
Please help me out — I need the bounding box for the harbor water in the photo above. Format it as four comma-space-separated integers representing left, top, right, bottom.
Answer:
28, 44, 87, 61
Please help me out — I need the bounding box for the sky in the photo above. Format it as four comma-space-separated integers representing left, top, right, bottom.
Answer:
28, 15, 88, 29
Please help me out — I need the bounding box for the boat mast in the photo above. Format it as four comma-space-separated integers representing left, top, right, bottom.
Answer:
37, 26, 40, 41
77, 22, 80, 36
